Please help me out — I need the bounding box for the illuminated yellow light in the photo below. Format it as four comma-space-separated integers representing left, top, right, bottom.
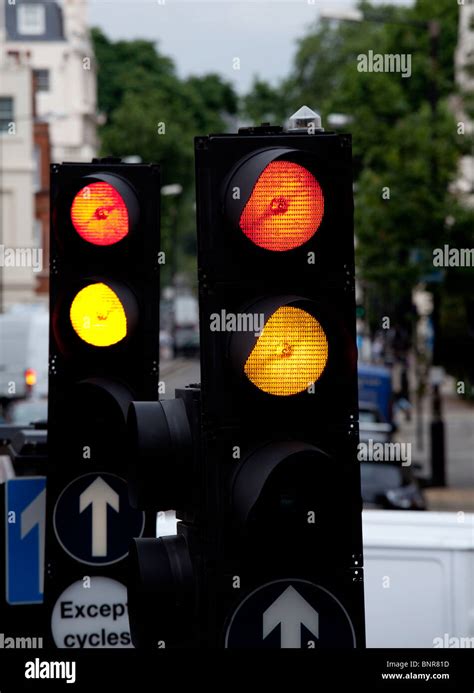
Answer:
25, 368, 37, 387
70, 283, 127, 347
244, 306, 328, 396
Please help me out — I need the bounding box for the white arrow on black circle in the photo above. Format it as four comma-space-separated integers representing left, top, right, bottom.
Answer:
79, 476, 119, 557
263, 585, 319, 648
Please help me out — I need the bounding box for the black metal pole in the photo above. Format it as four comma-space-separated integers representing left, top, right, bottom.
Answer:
426, 19, 447, 487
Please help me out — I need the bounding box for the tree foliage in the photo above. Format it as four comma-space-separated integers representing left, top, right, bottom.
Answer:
91, 28, 238, 285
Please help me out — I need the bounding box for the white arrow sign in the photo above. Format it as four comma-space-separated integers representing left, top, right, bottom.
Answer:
21, 488, 46, 594
263, 585, 319, 648
79, 476, 119, 557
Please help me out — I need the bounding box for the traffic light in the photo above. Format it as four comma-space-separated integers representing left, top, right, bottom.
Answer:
46, 158, 161, 648
193, 118, 365, 648
126, 384, 200, 648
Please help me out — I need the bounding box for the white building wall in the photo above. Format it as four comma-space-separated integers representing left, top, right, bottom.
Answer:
4, 39, 98, 162
453, 1, 474, 206
3, 1, 97, 163
455, 0, 474, 94
0, 57, 36, 307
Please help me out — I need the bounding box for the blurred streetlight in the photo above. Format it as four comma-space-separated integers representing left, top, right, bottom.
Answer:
320, 9, 363, 22
122, 155, 142, 164
327, 113, 354, 129
161, 184, 183, 197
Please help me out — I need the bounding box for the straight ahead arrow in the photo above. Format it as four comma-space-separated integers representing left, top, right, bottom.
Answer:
263, 585, 319, 648
79, 476, 119, 557
21, 488, 46, 594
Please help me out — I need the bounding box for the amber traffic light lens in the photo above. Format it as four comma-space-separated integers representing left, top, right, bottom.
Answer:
239, 161, 324, 252
70, 283, 128, 347
24, 368, 37, 387
244, 306, 328, 396
71, 182, 129, 246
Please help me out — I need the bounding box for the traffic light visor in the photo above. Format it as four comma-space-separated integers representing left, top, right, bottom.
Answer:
240, 161, 324, 252
244, 306, 328, 396
70, 282, 128, 347
71, 181, 129, 246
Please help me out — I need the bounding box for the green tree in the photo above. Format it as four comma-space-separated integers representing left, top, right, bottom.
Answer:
287, 2, 462, 308
91, 28, 238, 286
241, 0, 473, 383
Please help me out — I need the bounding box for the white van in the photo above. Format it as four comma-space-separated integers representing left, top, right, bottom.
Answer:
0, 305, 49, 401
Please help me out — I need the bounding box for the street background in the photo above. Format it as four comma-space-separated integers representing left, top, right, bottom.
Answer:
0, 0, 473, 652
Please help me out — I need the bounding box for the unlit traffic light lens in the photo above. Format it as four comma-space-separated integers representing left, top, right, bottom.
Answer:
240, 161, 324, 252
70, 282, 128, 347
71, 182, 129, 246
244, 306, 328, 396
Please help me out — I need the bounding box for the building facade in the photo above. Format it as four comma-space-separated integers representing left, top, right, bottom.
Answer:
453, 0, 474, 206
0, 52, 36, 308
3, 0, 98, 163
0, 0, 97, 309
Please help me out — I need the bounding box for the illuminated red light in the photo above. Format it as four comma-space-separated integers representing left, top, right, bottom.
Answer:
25, 368, 37, 387
239, 161, 324, 252
71, 182, 129, 246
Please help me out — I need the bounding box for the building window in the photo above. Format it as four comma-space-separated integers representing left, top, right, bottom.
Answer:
33, 145, 41, 192
17, 4, 46, 36
0, 97, 14, 133
33, 218, 42, 247
34, 69, 50, 92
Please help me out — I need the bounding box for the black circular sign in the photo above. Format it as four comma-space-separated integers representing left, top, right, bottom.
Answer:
54, 473, 144, 566
225, 579, 356, 648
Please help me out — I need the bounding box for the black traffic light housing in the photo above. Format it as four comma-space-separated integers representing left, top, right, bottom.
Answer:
194, 125, 365, 648
46, 159, 161, 648
126, 124, 365, 649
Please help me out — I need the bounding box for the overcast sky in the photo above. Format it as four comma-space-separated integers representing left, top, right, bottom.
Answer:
88, 0, 414, 93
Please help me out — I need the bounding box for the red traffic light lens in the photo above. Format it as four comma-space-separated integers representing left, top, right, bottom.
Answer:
240, 161, 324, 252
71, 182, 129, 246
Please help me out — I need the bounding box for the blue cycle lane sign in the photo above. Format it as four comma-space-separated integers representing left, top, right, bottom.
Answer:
5, 477, 47, 605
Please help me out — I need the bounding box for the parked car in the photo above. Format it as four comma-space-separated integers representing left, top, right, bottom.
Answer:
6, 397, 48, 426
0, 306, 48, 403
359, 401, 393, 445
358, 363, 393, 424
361, 462, 426, 511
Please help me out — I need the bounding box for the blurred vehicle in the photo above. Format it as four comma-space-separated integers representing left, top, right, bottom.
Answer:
359, 401, 393, 445
358, 363, 393, 424
173, 294, 199, 357
364, 510, 474, 647
159, 329, 174, 360
0, 306, 48, 403
6, 397, 48, 426
175, 294, 199, 327
358, 386, 425, 511
361, 462, 426, 511
174, 325, 200, 357
161, 290, 200, 357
